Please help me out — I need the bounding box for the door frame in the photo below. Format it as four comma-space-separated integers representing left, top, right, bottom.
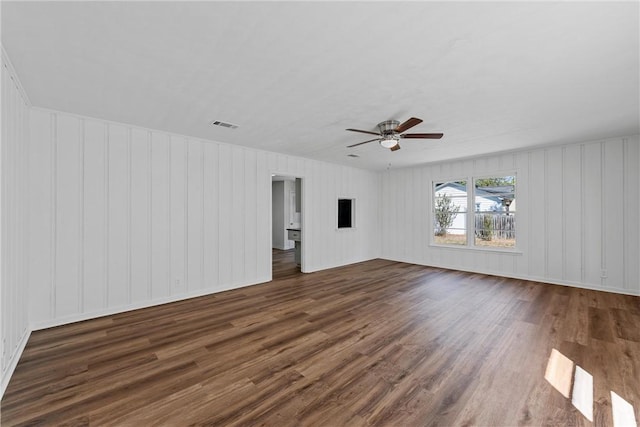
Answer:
269, 172, 306, 277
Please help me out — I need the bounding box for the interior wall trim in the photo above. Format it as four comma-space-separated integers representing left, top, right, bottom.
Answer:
381, 257, 640, 297
0, 330, 30, 397
30, 276, 271, 332
0, 46, 31, 107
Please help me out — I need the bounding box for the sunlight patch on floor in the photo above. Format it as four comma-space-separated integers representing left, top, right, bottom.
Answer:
544, 348, 574, 398
611, 391, 637, 427
545, 349, 637, 426
571, 365, 593, 422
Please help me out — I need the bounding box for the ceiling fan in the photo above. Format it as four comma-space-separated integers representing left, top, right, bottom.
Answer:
346, 117, 443, 151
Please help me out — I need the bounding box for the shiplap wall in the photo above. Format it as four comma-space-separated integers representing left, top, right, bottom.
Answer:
28, 108, 380, 329
380, 136, 640, 296
1, 48, 31, 395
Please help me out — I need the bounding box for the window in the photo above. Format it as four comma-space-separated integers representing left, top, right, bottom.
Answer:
474, 175, 516, 248
338, 198, 354, 228
432, 174, 516, 249
433, 180, 467, 245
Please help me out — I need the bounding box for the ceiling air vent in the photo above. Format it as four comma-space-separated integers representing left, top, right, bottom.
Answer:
210, 120, 238, 129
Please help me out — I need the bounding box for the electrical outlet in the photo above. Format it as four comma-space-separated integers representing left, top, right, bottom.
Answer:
600, 269, 607, 279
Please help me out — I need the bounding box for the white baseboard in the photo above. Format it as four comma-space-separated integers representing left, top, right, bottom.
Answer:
1, 327, 31, 399
380, 256, 640, 297
31, 278, 271, 331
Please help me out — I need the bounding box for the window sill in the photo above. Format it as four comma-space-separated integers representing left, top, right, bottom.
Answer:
428, 243, 523, 255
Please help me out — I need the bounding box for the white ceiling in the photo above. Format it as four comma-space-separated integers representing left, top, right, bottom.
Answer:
2, 1, 638, 171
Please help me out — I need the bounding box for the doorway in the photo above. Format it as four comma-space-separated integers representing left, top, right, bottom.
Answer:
271, 175, 302, 279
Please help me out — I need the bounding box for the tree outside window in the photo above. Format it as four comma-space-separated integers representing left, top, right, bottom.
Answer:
433, 181, 467, 245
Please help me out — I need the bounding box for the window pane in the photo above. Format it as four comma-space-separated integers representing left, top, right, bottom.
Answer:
434, 181, 467, 245
474, 176, 516, 248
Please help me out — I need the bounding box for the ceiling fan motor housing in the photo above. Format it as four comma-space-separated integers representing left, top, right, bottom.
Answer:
378, 120, 400, 136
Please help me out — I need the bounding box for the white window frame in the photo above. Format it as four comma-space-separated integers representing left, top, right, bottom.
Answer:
432, 178, 469, 246
430, 172, 519, 253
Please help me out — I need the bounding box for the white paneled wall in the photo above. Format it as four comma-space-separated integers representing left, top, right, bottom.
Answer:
1, 48, 30, 396
380, 136, 640, 296
28, 109, 380, 329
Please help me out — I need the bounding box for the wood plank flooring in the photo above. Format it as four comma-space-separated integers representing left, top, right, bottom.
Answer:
272, 248, 300, 280
2, 255, 640, 426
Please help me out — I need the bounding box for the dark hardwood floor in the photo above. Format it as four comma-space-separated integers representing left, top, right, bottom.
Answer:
2, 257, 639, 426
272, 248, 300, 280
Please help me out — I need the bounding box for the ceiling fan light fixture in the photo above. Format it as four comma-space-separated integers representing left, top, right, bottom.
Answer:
380, 137, 398, 148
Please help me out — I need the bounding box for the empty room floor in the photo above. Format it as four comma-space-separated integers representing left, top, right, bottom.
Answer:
2, 259, 639, 426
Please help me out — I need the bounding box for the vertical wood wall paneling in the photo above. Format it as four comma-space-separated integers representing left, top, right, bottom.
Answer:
107, 124, 129, 307
1, 62, 7, 372
103, 123, 110, 308
513, 152, 529, 275
420, 167, 430, 263
130, 128, 151, 303
169, 136, 186, 294
27, 110, 52, 323
2, 58, 6, 375
20, 78, 29, 336
11, 81, 16, 343
200, 141, 207, 288
78, 119, 85, 314
50, 113, 58, 318
528, 150, 546, 278
256, 151, 269, 280
500, 154, 514, 274
55, 114, 81, 317
3, 65, 11, 364
600, 142, 607, 288
561, 146, 567, 281
563, 144, 582, 283
187, 141, 204, 292
83, 119, 105, 312
1, 49, 31, 397
203, 142, 220, 290
580, 144, 587, 284
183, 139, 188, 291
399, 169, 410, 262
604, 140, 624, 289
623, 138, 640, 293
583, 142, 603, 286
412, 168, 423, 266
201, 142, 205, 290
546, 147, 563, 279
318, 161, 330, 269
127, 129, 132, 305
543, 150, 550, 278
217, 144, 232, 287
147, 131, 152, 299
328, 164, 338, 267
244, 149, 258, 281
150, 132, 170, 299
231, 148, 244, 285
